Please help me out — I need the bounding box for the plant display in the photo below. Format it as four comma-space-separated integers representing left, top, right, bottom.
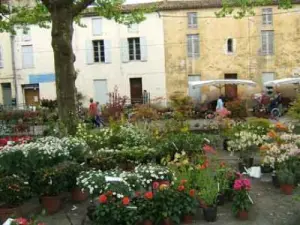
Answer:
277, 168, 295, 185
0, 175, 31, 207
76, 170, 106, 196
61, 137, 88, 162
225, 99, 247, 118
11, 217, 46, 225
135, 164, 175, 188
232, 176, 252, 216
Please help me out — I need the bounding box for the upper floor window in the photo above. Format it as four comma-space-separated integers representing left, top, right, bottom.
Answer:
187, 34, 200, 58
227, 38, 233, 53
92, 18, 102, 36
22, 28, 31, 42
262, 8, 273, 25
22, 45, 34, 69
261, 30, 274, 55
128, 38, 141, 61
92, 40, 105, 62
187, 12, 198, 28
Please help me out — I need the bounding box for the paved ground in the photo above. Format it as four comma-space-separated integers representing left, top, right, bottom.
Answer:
37, 174, 300, 225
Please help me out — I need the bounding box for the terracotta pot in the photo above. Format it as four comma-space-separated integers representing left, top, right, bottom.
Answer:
183, 214, 193, 224
162, 218, 172, 225
0, 206, 21, 223
71, 187, 89, 202
280, 184, 294, 195
41, 195, 62, 214
143, 220, 153, 225
237, 211, 248, 220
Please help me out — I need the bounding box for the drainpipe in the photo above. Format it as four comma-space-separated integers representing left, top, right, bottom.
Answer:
10, 33, 18, 106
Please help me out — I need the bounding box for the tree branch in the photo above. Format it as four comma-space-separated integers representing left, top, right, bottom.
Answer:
72, 0, 95, 16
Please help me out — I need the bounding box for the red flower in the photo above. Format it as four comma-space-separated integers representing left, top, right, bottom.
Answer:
177, 185, 185, 191
203, 144, 216, 154
144, 192, 153, 200
180, 179, 187, 185
106, 191, 113, 196
122, 197, 130, 205
189, 189, 196, 197
98, 194, 107, 204
152, 181, 159, 190
14, 218, 28, 225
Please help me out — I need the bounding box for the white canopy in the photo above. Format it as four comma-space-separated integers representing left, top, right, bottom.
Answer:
264, 77, 300, 87
189, 79, 257, 88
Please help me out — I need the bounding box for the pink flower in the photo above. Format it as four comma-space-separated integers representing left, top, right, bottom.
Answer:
152, 182, 159, 190
14, 218, 28, 225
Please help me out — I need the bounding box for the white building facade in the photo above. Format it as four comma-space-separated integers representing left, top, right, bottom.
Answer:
12, 12, 167, 107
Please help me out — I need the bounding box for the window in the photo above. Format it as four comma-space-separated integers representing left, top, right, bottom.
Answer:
22, 28, 31, 41
92, 40, 105, 62
187, 34, 199, 58
128, 24, 138, 33
22, 45, 34, 68
128, 38, 141, 61
262, 8, 273, 25
187, 12, 197, 28
261, 31, 274, 55
92, 18, 102, 36
227, 38, 233, 53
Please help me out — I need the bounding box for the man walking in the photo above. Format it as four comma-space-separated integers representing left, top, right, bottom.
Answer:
89, 98, 97, 127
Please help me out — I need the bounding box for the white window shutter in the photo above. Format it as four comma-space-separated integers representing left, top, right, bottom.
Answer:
92, 18, 102, 36
140, 37, 147, 62
104, 40, 112, 64
22, 45, 34, 68
0, 45, 3, 68
121, 39, 129, 63
86, 40, 94, 64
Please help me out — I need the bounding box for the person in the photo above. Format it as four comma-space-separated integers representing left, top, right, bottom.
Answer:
216, 95, 224, 111
95, 102, 105, 127
88, 98, 97, 127
143, 90, 149, 104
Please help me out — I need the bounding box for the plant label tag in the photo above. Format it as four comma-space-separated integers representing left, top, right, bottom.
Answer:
105, 176, 123, 182
3, 218, 14, 225
247, 193, 254, 204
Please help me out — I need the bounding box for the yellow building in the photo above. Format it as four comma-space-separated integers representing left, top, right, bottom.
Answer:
159, 1, 300, 102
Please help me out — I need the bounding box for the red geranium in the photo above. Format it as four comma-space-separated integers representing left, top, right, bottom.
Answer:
98, 194, 107, 203
189, 189, 196, 197
122, 197, 130, 205
14, 218, 28, 225
144, 191, 153, 200
203, 144, 216, 154
180, 179, 187, 185
177, 185, 185, 191
152, 181, 159, 190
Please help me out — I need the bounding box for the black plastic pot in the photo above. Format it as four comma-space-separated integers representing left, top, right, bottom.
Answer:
223, 139, 229, 151
272, 174, 280, 188
261, 165, 273, 174
243, 157, 254, 168
238, 162, 246, 173
203, 206, 217, 222
217, 193, 225, 206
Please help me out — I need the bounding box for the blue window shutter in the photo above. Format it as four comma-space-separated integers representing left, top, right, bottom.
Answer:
104, 40, 112, 64
140, 37, 147, 62
86, 40, 94, 64
121, 39, 129, 63
92, 18, 102, 36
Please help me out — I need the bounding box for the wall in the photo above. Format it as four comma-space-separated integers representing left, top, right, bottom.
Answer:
14, 12, 166, 106
0, 33, 15, 104
162, 5, 300, 101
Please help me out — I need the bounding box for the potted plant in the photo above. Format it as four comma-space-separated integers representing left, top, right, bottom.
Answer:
0, 175, 31, 223
232, 177, 252, 220
136, 191, 155, 225
32, 162, 69, 214
215, 164, 230, 206
198, 172, 219, 222
177, 186, 197, 224
153, 188, 181, 225
277, 168, 295, 195
64, 162, 86, 202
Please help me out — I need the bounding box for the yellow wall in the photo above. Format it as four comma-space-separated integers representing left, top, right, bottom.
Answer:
162, 6, 300, 102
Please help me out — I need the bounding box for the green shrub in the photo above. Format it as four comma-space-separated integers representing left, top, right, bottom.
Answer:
226, 100, 248, 118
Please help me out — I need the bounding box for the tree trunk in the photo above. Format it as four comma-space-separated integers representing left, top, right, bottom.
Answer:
50, 6, 77, 135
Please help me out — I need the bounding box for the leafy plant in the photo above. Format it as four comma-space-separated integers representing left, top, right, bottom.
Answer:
76, 170, 106, 197
0, 175, 31, 207
198, 170, 219, 207
288, 95, 300, 121
226, 99, 247, 118
277, 167, 295, 185
232, 177, 252, 215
